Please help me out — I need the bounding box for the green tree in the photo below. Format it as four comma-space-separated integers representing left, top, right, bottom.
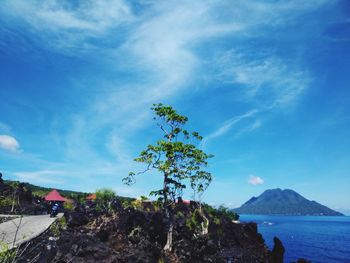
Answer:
95, 188, 116, 213
123, 103, 213, 251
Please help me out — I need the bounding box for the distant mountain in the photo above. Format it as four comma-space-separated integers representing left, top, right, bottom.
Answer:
336, 208, 350, 216
233, 188, 344, 216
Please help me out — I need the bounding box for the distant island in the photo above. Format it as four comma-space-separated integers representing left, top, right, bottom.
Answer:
233, 188, 344, 216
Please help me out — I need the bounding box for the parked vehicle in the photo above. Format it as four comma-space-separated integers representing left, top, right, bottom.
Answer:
50, 203, 59, 217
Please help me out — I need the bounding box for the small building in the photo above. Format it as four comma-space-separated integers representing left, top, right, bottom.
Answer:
44, 189, 67, 212
86, 193, 97, 201
44, 189, 67, 203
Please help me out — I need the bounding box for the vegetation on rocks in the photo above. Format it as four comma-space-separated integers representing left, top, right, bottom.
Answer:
10, 200, 280, 263
95, 188, 116, 214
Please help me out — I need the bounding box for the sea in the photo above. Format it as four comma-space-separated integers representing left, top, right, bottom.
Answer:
240, 215, 350, 263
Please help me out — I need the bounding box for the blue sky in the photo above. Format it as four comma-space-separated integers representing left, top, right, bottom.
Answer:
0, 0, 349, 210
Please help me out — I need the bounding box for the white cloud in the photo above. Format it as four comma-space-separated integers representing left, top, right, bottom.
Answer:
0, 135, 20, 152
203, 53, 310, 145
235, 120, 262, 137
14, 170, 65, 184
0, 122, 11, 133
1, 0, 133, 52
248, 175, 264, 185
0, 0, 332, 192
213, 51, 310, 108
6, 0, 133, 32
201, 109, 259, 147
56, 0, 256, 166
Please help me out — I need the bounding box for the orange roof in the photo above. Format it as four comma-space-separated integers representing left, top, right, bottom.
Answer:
44, 189, 67, 202
86, 193, 97, 200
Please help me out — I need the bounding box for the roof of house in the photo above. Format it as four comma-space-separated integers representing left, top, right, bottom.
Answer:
44, 189, 67, 202
86, 193, 97, 200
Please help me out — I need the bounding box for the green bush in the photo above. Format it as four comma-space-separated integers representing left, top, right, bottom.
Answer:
185, 209, 203, 232
203, 203, 239, 225
0, 241, 16, 263
50, 223, 60, 237
0, 197, 13, 207
140, 195, 148, 201
175, 211, 185, 220
217, 205, 240, 221
131, 199, 143, 210
153, 200, 163, 212
63, 201, 74, 211
58, 216, 67, 229
121, 199, 132, 209
95, 188, 116, 213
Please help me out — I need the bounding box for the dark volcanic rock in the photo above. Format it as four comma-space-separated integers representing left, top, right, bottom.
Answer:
16, 206, 280, 263
66, 211, 89, 227
270, 237, 285, 263
294, 259, 311, 263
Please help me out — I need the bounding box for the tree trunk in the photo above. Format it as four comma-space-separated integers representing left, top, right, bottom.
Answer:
199, 202, 209, 235
11, 193, 16, 213
11, 199, 15, 213
201, 214, 209, 235
164, 222, 173, 251
162, 172, 173, 251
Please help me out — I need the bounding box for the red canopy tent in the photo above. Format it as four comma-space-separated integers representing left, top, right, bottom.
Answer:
44, 189, 67, 202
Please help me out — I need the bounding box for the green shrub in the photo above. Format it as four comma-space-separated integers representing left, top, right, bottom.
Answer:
175, 211, 185, 220
140, 195, 148, 201
153, 200, 162, 212
0, 197, 13, 207
58, 216, 67, 229
63, 201, 74, 211
131, 199, 143, 210
185, 209, 203, 232
50, 223, 60, 237
0, 241, 16, 263
95, 188, 116, 213
122, 199, 132, 209
203, 203, 239, 226
217, 205, 239, 221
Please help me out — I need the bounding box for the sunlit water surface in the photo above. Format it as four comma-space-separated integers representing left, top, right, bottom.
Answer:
240, 215, 350, 263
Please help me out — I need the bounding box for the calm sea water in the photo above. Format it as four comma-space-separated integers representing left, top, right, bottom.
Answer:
240, 215, 350, 263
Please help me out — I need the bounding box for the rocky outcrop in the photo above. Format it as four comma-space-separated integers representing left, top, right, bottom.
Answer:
17, 207, 277, 263
66, 211, 89, 227
270, 237, 285, 263
0, 175, 48, 215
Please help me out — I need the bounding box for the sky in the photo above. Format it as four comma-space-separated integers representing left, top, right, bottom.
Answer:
0, 0, 349, 211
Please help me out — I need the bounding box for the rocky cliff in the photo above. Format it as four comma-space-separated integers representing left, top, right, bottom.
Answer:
16, 203, 286, 263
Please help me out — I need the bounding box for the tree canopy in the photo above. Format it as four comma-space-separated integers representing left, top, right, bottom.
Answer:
123, 103, 213, 205
123, 103, 213, 251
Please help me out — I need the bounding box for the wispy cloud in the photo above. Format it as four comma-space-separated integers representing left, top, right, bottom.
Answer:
201, 109, 259, 147
213, 51, 311, 108
0, 0, 334, 193
0, 122, 11, 133
248, 175, 264, 185
235, 120, 262, 138
5, 0, 133, 31
14, 170, 65, 185
0, 135, 20, 152
203, 53, 310, 144
1, 0, 133, 52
